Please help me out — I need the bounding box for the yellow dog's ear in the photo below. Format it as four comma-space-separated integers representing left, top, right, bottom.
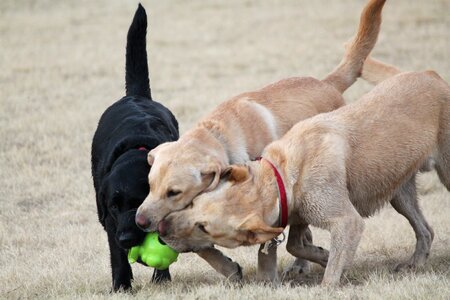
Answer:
237, 213, 284, 244
147, 143, 172, 166
220, 165, 249, 183
202, 162, 222, 192
147, 151, 155, 166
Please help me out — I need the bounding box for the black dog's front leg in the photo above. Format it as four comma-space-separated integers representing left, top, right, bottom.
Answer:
106, 219, 133, 292
152, 268, 171, 283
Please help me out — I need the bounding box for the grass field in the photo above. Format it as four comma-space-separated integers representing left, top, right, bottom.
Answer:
1, 0, 449, 299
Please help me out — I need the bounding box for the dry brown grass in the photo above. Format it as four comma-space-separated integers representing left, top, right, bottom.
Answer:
1, 0, 449, 299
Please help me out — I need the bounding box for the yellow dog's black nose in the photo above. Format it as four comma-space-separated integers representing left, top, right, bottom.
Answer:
135, 213, 151, 231
158, 220, 169, 237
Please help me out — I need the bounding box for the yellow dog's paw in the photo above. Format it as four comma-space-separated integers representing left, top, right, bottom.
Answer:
282, 258, 311, 279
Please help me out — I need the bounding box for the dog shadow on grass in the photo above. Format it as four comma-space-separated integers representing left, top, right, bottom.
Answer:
280, 249, 450, 287
125, 250, 450, 294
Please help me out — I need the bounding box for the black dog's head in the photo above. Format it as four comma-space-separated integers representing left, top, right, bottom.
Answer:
99, 149, 150, 249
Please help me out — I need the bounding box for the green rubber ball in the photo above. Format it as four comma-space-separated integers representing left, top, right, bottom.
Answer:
128, 232, 179, 270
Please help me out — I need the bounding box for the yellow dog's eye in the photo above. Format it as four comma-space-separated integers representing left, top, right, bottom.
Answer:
196, 223, 209, 234
167, 189, 181, 198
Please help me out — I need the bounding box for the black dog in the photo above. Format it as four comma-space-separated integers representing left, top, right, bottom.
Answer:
91, 4, 178, 291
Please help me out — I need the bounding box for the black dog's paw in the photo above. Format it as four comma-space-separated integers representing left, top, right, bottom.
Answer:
112, 280, 132, 293
152, 268, 171, 283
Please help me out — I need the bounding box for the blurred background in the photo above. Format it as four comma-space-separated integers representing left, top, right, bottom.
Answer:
1, 0, 449, 298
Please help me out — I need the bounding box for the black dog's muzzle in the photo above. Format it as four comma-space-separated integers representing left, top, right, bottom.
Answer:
115, 209, 146, 249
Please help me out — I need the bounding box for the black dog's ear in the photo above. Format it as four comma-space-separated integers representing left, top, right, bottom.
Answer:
96, 181, 109, 227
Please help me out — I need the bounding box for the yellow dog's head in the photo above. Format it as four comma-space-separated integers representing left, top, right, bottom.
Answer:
135, 133, 227, 232
156, 162, 283, 252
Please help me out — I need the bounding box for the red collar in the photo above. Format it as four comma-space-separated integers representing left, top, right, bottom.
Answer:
137, 146, 148, 151
256, 157, 288, 228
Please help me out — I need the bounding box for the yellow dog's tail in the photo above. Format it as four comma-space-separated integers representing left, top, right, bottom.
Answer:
323, 0, 386, 93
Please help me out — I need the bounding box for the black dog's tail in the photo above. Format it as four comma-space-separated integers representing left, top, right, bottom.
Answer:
125, 4, 152, 99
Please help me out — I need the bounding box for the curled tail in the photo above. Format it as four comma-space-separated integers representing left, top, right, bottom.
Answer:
125, 4, 152, 99
323, 0, 386, 93
361, 56, 402, 85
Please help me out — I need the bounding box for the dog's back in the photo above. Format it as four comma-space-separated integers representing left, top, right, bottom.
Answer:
322, 71, 449, 215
